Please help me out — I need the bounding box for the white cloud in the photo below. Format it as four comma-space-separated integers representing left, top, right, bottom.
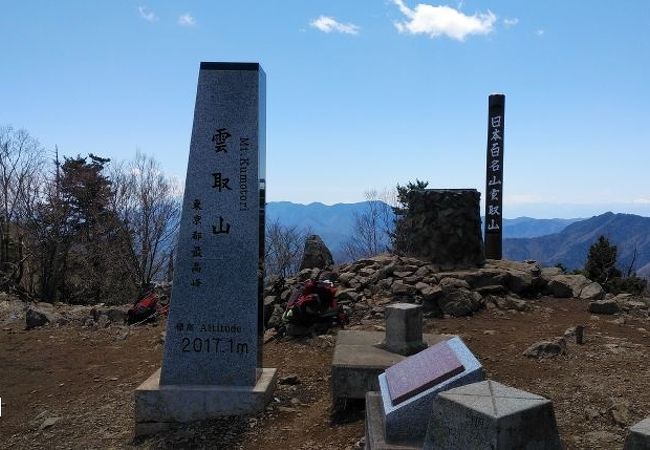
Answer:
503, 17, 519, 28
138, 6, 158, 23
392, 0, 496, 41
310, 16, 360, 35
536, 29, 545, 37
178, 13, 196, 27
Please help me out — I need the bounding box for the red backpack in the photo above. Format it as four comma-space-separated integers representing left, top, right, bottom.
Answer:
284, 279, 347, 326
128, 289, 168, 324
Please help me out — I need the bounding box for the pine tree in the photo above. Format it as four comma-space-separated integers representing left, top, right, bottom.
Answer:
391, 179, 428, 256
584, 235, 621, 285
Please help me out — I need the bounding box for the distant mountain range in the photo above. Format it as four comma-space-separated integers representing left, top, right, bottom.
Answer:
267, 201, 366, 260
267, 202, 650, 276
504, 212, 650, 273
500, 217, 581, 238
267, 201, 580, 240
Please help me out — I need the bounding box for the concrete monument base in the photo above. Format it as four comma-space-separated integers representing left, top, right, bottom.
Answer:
332, 330, 450, 402
134, 367, 278, 436
365, 392, 422, 450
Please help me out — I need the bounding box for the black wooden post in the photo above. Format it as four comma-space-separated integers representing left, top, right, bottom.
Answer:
484, 94, 505, 259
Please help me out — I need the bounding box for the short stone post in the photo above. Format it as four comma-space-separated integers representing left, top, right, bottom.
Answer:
384, 303, 427, 356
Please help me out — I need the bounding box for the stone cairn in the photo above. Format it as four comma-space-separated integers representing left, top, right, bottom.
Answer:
396, 189, 484, 270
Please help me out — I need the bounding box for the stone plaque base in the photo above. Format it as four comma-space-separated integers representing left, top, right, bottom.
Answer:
380, 336, 484, 442
365, 392, 422, 450
134, 367, 278, 436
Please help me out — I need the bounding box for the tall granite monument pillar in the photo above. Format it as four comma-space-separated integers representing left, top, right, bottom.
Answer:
135, 62, 277, 435
484, 93, 505, 260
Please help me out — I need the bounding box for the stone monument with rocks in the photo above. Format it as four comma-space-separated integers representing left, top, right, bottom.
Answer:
134, 62, 277, 435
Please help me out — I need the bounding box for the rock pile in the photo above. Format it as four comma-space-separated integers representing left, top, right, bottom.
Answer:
24, 303, 129, 329
263, 254, 650, 327
0, 299, 131, 330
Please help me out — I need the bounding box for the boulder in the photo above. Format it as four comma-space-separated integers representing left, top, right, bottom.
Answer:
403, 276, 420, 284
620, 300, 649, 315
523, 338, 567, 358
419, 284, 442, 300
414, 265, 434, 278
97, 314, 110, 328
393, 271, 413, 279
438, 288, 482, 317
548, 274, 591, 298
391, 281, 415, 296
439, 277, 471, 291
506, 270, 534, 295
540, 267, 563, 281
278, 374, 301, 385
337, 272, 355, 284
25, 308, 50, 330
263, 296, 278, 327
490, 296, 531, 312
589, 299, 620, 315
39, 416, 62, 431
266, 304, 284, 329
419, 284, 443, 315
299, 235, 333, 270
609, 398, 631, 427
336, 289, 359, 303
469, 268, 511, 289
580, 282, 605, 300
105, 308, 127, 324
476, 284, 507, 296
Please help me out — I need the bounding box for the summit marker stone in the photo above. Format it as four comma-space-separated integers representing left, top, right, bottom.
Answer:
134, 62, 277, 434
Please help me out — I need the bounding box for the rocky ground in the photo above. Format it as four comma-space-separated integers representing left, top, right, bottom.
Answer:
1, 257, 650, 449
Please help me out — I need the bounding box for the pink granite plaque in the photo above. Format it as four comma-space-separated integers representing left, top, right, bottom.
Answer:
385, 341, 464, 405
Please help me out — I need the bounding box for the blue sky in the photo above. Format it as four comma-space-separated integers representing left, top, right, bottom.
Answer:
1, 1, 649, 218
